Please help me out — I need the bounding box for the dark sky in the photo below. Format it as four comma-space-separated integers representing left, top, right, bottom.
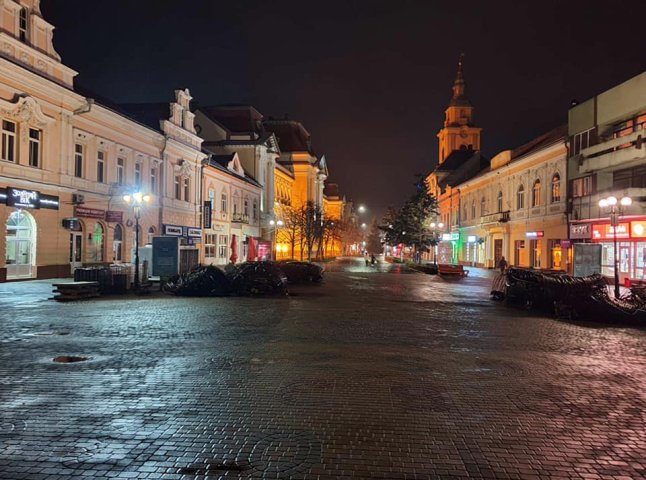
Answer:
42, 0, 645, 216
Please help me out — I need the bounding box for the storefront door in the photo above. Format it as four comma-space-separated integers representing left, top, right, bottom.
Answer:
69, 232, 83, 274
5, 210, 36, 279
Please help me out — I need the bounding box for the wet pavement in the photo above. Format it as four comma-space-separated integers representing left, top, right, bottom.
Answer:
0, 256, 645, 479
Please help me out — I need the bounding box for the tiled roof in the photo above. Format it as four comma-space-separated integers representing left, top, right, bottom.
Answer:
198, 105, 264, 134
263, 119, 313, 154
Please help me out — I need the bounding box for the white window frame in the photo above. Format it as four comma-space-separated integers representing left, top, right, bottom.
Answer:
134, 162, 142, 187
74, 143, 84, 178
116, 157, 125, 185
1, 120, 17, 162
97, 151, 105, 183
28, 128, 41, 168
532, 179, 541, 207
517, 185, 525, 210
221, 193, 228, 214
218, 234, 228, 258
150, 166, 157, 193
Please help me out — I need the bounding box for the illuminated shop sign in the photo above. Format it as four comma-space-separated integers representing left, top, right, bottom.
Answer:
631, 221, 646, 239
441, 233, 452, 241
1, 187, 59, 210
441, 232, 459, 241
164, 224, 184, 236
592, 223, 630, 240
163, 224, 202, 238
569, 223, 592, 240
467, 235, 477, 243
187, 228, 202, 238
525, 231, 544, 238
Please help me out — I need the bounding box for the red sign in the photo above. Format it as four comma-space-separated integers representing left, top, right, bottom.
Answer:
105, 211, 123, 223
592, 223, 630, 240
75, 206, 105, 219
525, 231, 544, 238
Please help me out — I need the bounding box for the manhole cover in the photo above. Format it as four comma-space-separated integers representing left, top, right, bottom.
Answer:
53, 355, 91, 363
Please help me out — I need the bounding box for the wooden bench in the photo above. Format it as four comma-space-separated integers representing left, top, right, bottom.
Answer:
52, 281, 100, 302
438, 264, 469, 277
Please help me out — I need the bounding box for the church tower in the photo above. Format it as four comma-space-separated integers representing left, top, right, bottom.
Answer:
437, 54, 481, 164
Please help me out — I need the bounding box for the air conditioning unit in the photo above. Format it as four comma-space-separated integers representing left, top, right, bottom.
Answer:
72, 193, 85, 204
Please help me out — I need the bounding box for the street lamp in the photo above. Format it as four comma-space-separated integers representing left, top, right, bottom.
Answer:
598, 195, 632, 298
269, 219, 284, 261
361, 222, 367, 229
358, 205, 366, 214
123, 192, 151, 292
428, 222, 444, 265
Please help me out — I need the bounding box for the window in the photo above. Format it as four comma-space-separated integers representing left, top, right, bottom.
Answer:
205, 234, 216, 258
548, 239, 562, 270
551, 173, 561, 203
112, 224, 123, 262
97, 151, 105, 183
480, 197, 486, 216
18, 8, 28, 42
571, 176, 592, 198
497, 191, 503, 213
134, 163, 142, 187
462, 206, 467, 222
517, 185, 525, 209
471, 201, 476, 219
244, 199, 249, 218
74, 144, 83, 178
253, 200, 258, 221
1, 120, 16, 162
572, 128, 594, 155
183, 178, 190, 201
150, 167, 157, 193
532, 179, 541, 207
174, 176, 181, 200
529, 239, 541, 268
28, 128, 40, 168
613, 166, 646, 190
116, 157, 125, 185
218, 234, 228, 258
221, 193, 228, 214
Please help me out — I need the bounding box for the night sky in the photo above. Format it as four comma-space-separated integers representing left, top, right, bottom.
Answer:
42, 0, 645, 216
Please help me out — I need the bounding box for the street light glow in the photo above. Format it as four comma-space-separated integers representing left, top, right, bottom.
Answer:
598, 199, 608, 208
606, 196, 617, 206
438, 222, 444, 228
620, 196, 632, 206
277, 220, 284, 226
123, 194, 131, 203
358, 205, 366, 213
361, 223, 367, 229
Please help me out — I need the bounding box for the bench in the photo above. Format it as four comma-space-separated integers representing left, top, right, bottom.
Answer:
52, 281, 100, 301
438, 264, 469, 277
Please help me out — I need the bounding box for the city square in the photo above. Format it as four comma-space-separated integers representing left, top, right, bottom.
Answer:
1, 258, 645, 479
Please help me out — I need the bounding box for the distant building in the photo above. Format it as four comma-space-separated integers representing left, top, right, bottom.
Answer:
567, 71, 646, 282
426, 56, 487, 264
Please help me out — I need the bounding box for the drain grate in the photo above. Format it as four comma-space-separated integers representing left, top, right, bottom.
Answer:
53, 355, 91, 363
30, 331, 70, 336
178, 460, 251, 475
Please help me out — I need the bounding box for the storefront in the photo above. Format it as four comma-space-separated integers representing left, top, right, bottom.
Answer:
163, 224, 201, 273
1, 186, 59, 281
590, 220, 646, 282
438, 232, 459, 264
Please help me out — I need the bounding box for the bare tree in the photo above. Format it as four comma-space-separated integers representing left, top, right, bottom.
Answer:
276, 204, 302, 260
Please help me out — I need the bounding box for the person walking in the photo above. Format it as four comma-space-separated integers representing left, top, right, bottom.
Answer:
498, 256, 508, 274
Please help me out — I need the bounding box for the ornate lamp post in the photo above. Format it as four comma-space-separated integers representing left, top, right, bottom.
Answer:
598, 195, 632, 299
269, 219, 284, 261
123, 192, 151, 292
429, 222, 444, 266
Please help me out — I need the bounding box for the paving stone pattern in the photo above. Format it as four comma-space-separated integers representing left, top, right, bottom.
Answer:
0, 257, 645, 479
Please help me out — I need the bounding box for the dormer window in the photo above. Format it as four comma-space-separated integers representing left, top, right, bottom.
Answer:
19, 8, 28, 42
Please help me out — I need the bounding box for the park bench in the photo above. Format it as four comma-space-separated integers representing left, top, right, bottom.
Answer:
438, 264, 469, 277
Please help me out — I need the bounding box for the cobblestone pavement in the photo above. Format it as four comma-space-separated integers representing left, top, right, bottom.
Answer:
1, 257, 645, 479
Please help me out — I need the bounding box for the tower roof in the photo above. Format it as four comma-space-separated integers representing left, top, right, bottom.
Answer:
449, 53, 472, 107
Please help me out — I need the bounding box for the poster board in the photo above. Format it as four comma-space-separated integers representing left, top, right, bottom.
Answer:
573, 243, 602, 277
152, 236, 180, 277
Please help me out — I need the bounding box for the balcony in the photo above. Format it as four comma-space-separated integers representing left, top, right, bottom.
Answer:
479, 211, 510, 225
578, 129, 645, 173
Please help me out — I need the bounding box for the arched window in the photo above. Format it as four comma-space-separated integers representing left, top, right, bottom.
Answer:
5, 210, 36, 278
497, 191, 503, 213
113, 224, 123, 262
551, 173, 561, 203
480, 196, 486, 216
517, 185, 525, 210
92, 223, 105, 262
532, 179, 542, 207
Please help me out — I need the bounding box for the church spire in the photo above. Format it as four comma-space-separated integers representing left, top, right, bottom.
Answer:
450, 53, 470, 107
